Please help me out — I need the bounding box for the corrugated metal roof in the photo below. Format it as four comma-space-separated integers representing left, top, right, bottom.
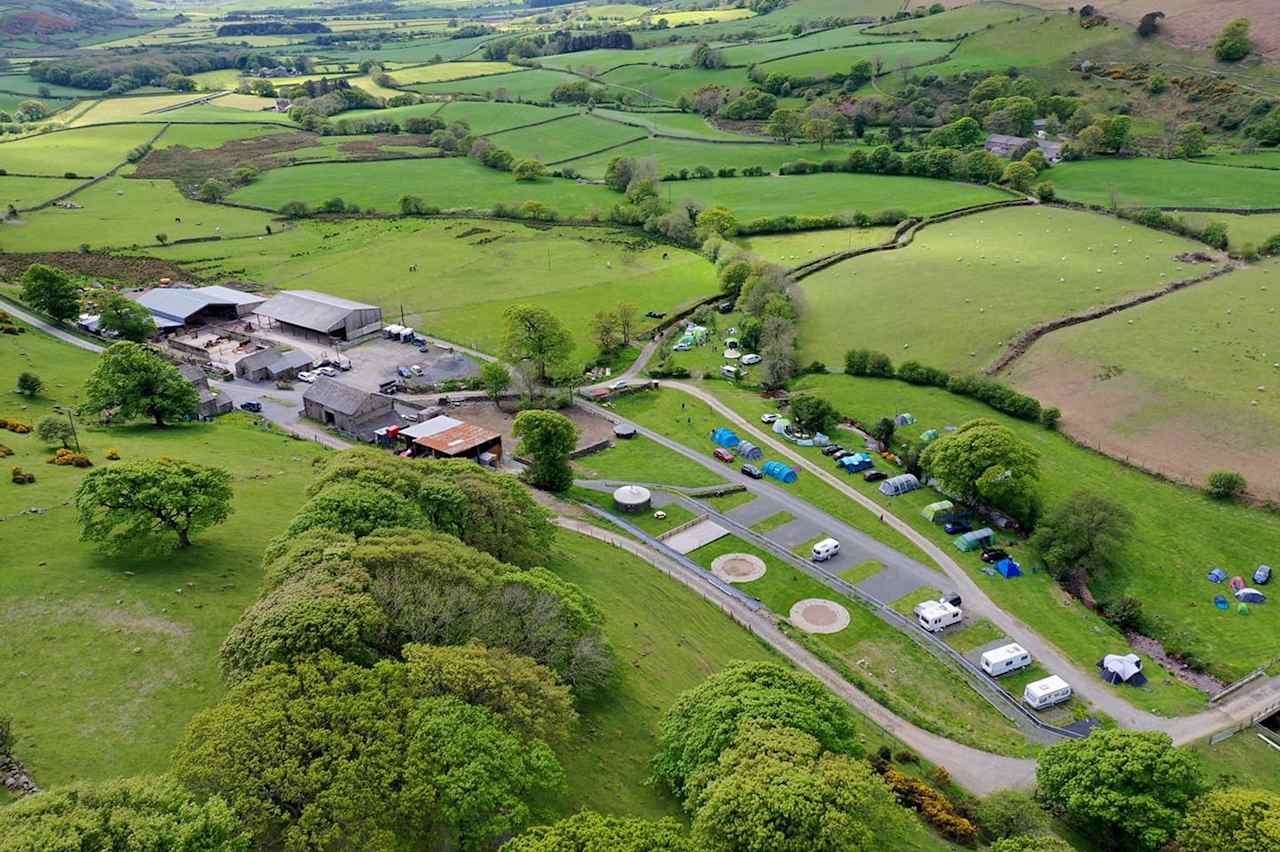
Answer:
266, 350, 314, 376
415, 422, 500, 455
137, 289, 210, 322
303, 377, 382, 416
401, 415, 462, 440
193, 285, 266, 307
255, 290, 378, 333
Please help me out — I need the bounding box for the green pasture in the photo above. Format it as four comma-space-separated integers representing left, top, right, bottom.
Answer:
536, 43, 696, 71
434, 100, 576, 134
1177, 212, 1280, 250
572, 435, 726, 488
189, 68, 245, 90
304, 32, 495, 65
229, 157, 616, 215
69, 94, 203, 125
152, 218, 718, 362
0, 175, 86, 209
905, 13, 1124, 80
560, 137, 868, 179
796, 205, 1205, 371
1050, 158, 1280, 210
686, 535, 1038, 757
630, 0, 904, 46
150, 122, 288, 150
0, 124, 160, 176
391, 61, 521, 84
0, 320, 331, 787
1198, 152, 1280, 170
407, 69, 590, 101
667, 171, 1009, 220
759, 41, 954, 80
738, 369, 1280, 690
1006, 260, 1280, 498
490, 112, 646, 164
866, 4, 1031, 37
157, 103, 297, 123
720, 24, 891, 65
4, 176, 276, 253
0, 74, 99, 98
592, 108, 749, 141
598, 65, 751, 104
734, 226, 896, 264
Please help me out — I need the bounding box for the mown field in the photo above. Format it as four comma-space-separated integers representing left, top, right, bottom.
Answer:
0, 175, 86, 210
151, 217, 717, 362
1176, 212, 1280, 250
68, 93, 204, 126
901, 13, 1125, 80
407, 68, 594, 101
434, 100, 576, 133
390, 60, 521, 84
150, 122, 289, 150
1007, 259, 1280, 500
490, 112, 646, 163
0, 319, 332, 787
159, 102, 297, 123
734, 225, 897, 263
1050, 158, 1280, 209
867, 3, 1031, 37
0, 124, 160, 176
593, 108, 751, 141
796, 205, 1207, 370
6, 175, 276, 252
597, 64, 751, 104
560, 137, 864, 178
757, 40, 954, 79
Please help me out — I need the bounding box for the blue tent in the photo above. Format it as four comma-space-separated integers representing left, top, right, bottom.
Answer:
838, 453, 873, 473
1207, 568, 1226, 583
995, 558, 1023, 578
1214, 595, 1229, 610
736, 440, 763, 461
1235, 588, 1266, 604
711, 427, 740, 449
762, 460, 797, 484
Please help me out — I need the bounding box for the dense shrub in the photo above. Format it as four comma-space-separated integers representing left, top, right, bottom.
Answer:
1206, 470, 1247, 499
879, 767, 978, 845
946, 374, 1041, 421
844, 348, 894, 378
896, 360, 950, 387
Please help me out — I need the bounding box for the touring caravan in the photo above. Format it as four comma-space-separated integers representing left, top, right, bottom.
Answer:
980, 643, 1032, 677
914, 599, 962, 632
1023, 675, 1072, 710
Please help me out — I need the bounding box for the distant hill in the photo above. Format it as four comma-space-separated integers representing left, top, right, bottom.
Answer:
0, 0, 143, 40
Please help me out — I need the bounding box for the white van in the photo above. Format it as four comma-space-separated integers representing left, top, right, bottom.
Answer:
720, 365, 740, 380
914, 599, 962, 632
1023, 675, 1072, 710
980, 643, 1032, 677
811, 538, 840, 562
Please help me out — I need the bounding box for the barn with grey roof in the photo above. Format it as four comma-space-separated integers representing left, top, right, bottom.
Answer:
254, 290, 383, 342
302, 377, 396, 439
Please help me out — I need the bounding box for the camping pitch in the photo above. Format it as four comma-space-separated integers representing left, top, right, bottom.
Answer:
1098, 653, 1147, 686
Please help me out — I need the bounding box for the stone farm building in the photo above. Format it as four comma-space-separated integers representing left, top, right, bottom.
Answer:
234, 347, 314, 382
178, 364, 232, 418
255, 290, 383, 343
983, 133, 1064, 164
302, 377, 396, 439
134, 285, 265, 332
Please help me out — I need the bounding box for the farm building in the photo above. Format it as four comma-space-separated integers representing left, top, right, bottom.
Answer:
178, 364, 232, 418
984, 134, 1065, 164
136, 285, 265, 330
410, 415, 503, 464
234, 347, 314, 382
302, 377, 396, 438
255, 290, 384, 343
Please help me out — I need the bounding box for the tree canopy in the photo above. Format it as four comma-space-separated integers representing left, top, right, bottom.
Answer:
19, 263, 81, 325
82, 341, 200, 426
1178, 787, 1280, 852
788, 394, 840, 435
75, 457, 233, 550
513, 409, 577, 492
503, 811, 696, 851
1029, 491, 1133, 582
1214, 18, 1251, 62
919, 419, 1040, 521
1036, 729, 1204, 851
502, 304, 573, 383
86, 291, 158, 342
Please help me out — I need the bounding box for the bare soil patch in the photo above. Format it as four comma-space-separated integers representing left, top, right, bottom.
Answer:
334, 133, 435, 156
789, 598, 851, 634
132, 132, 318, 191
446, 400, 614, 454
711, 552, 767, 583
0, 251, 192, 285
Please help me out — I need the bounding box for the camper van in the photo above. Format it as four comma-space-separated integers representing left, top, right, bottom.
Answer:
980, 643, 1032, 677
1023, 676, 1072, 710
720, 365, 740, 380
914, 599, 962, 632
811, 538, 841, 562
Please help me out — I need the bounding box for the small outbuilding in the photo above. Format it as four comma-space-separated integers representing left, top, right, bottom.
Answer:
613, 485, 652, 513
954, 527, 995, 552
302, 377, 395, 438
413, 416, 503, 463
1098, 653, 1147, 686
879, 473, 921, 497
178, 364, 232, 418
234, 347, 314, 382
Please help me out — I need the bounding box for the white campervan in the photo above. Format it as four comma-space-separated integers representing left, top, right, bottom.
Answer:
1023, 675, 1072, 710
914, 599, 962, 632
811, 538, 840, 562
981, 643, 1032, 677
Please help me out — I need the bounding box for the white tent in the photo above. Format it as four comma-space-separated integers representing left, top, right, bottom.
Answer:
1099, 653, 1145, 685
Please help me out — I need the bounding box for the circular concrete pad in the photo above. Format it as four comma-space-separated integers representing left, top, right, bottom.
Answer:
789, 598, 851, 634
711, 553, 767, 583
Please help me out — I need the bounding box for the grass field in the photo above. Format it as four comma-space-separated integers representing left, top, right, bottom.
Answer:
1050, 158, 1280, 209
599, 64, 750, 104
0, 175, 86, 209
796, 205, 1206, 371
572, 435, 726, 488
1006, 259, 1280, 500
733, 371, 1280, 690
592, 108, 750, 141
867, 4, 1031, 37
906, 13, 1125, 79
4, 176, 276, 252
634, 8, 755, 25
1176, 212, 1280, 250
408, 69, 591, 101
390, 61, 521, 84
348, 74, 403, 100
490, 112, 646, 163
229, 156, 616, 215
434, 100, 576, 133
69, 94, 204, 125
536, 43, 698, 71
719, 25, 891, 65
560, 137, 869, 179
150, 123, 288, 150
0, 124, 160, 176
734, 226, 896, 264
758, 41, 954, 79
1198, 152, 1280, 169
152, 217, 717, 362
155, 103, 297, 123
686, 535, 1038, 757
0, 319, 331, 787
190, 68, 245, 90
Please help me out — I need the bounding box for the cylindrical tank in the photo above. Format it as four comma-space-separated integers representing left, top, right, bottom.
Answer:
612, 485, 652, 513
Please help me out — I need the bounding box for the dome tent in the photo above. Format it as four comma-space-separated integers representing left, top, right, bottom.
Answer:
1098, 653, 1147, 686
762, 460, 797, 484
736, 440, 763, 461
711, 427, 740, 449
1235, 587, 1266, 604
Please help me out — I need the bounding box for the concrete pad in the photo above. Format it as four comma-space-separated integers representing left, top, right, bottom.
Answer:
763, 517, 824, 548
711, 552, 767, 583
789, 598, 851, 634
724, 494, 782, 527
859, 568, 930, 606
663, 518, 729, 554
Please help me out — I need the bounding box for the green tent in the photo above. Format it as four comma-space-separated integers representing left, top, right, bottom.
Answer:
921, 500, 955, 524
1238, 603, 1251, 616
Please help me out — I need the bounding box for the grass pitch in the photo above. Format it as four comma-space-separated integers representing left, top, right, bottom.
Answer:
1050, 158, 1280, 210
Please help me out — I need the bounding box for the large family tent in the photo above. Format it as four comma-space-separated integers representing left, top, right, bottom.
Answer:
895, 413, 917, 426
736, 440, 764, 461
995, 558, 1023, 579
1235, 588, 1266, 604
1098, 653, 1147, 686
954, 528, 995, 552
762, 461, 798, 484
1207, 567, 1226, 583
879, 474, 921, 496
838, 452, 873, 473
711, 427, 740, 449
921, 500, 955, 524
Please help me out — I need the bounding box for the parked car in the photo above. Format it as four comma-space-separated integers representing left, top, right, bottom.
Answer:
1255, 565, 1272, 585
760, 413, 779, 424
943, 521, 973, 535
980, 548, 1009, 564
673, 342, 692, 351
397, 366, 413, 378
713, 447, 735, 463
609, 379, 629, 390
821, 444, 844, 456
645, 310, 666, 319
417, 343, 430, 353
717, 302, 733, 314
832, 450, 854, 461
316, 366, 339, 378
296, 371, 317, 383
239, 401, 262, 413
740, 354, 762, 365
863, 470, 887, 483
741, 464, 763, 479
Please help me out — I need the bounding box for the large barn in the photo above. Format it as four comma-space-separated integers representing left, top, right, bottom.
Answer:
255, 290, 383, 343
135, 285, 266, 331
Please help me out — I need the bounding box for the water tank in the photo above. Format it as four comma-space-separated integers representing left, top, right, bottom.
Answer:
612, 485, 652, 513
613, 423, 637, 440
